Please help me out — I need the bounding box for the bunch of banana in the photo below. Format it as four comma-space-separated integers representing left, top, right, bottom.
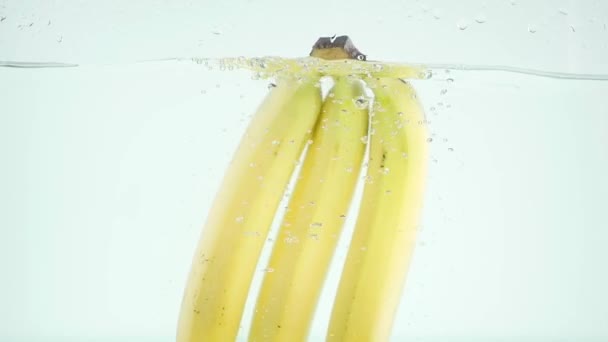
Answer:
178, 36, 429, 342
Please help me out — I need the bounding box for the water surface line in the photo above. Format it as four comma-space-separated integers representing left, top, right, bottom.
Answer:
1, 58, 608, 81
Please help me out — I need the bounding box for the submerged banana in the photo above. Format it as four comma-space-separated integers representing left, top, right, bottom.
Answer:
327, 78, 429, 341
178, 35, 430, 342
176, 76, 322, 342
249, 77, 369, 342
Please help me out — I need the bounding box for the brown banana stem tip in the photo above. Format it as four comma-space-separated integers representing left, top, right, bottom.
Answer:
309, 35, 367, 61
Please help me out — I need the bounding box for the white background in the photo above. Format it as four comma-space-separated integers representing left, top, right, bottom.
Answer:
1, 0, 608, 341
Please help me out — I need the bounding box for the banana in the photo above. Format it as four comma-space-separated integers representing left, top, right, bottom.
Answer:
327, 78, 429, 341
249, 77, 369, 342
177, 75, 322, 342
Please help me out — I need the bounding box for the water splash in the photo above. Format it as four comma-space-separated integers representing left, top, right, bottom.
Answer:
1, 57, 608, 81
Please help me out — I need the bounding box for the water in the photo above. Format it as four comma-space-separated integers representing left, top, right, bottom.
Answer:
2, 0, 608, 341
2, 58, 607, 341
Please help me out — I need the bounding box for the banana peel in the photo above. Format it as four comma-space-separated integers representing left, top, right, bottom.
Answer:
178, 35, 429, 342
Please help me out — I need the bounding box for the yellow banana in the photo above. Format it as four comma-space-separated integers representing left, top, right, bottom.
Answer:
177, 75, 322, 342
249, 77, 369, 342
327, 78, 429, 341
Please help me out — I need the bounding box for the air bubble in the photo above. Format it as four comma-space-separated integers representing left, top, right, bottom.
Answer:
418, 70, 432, 79
360, 135, 368, 144
284, 235, 299, 244
475, 14, 487, 23
243, 231, 261, 237
235, 216, 244, 223
432, 9, 441, 20
456, 20, 469, 30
